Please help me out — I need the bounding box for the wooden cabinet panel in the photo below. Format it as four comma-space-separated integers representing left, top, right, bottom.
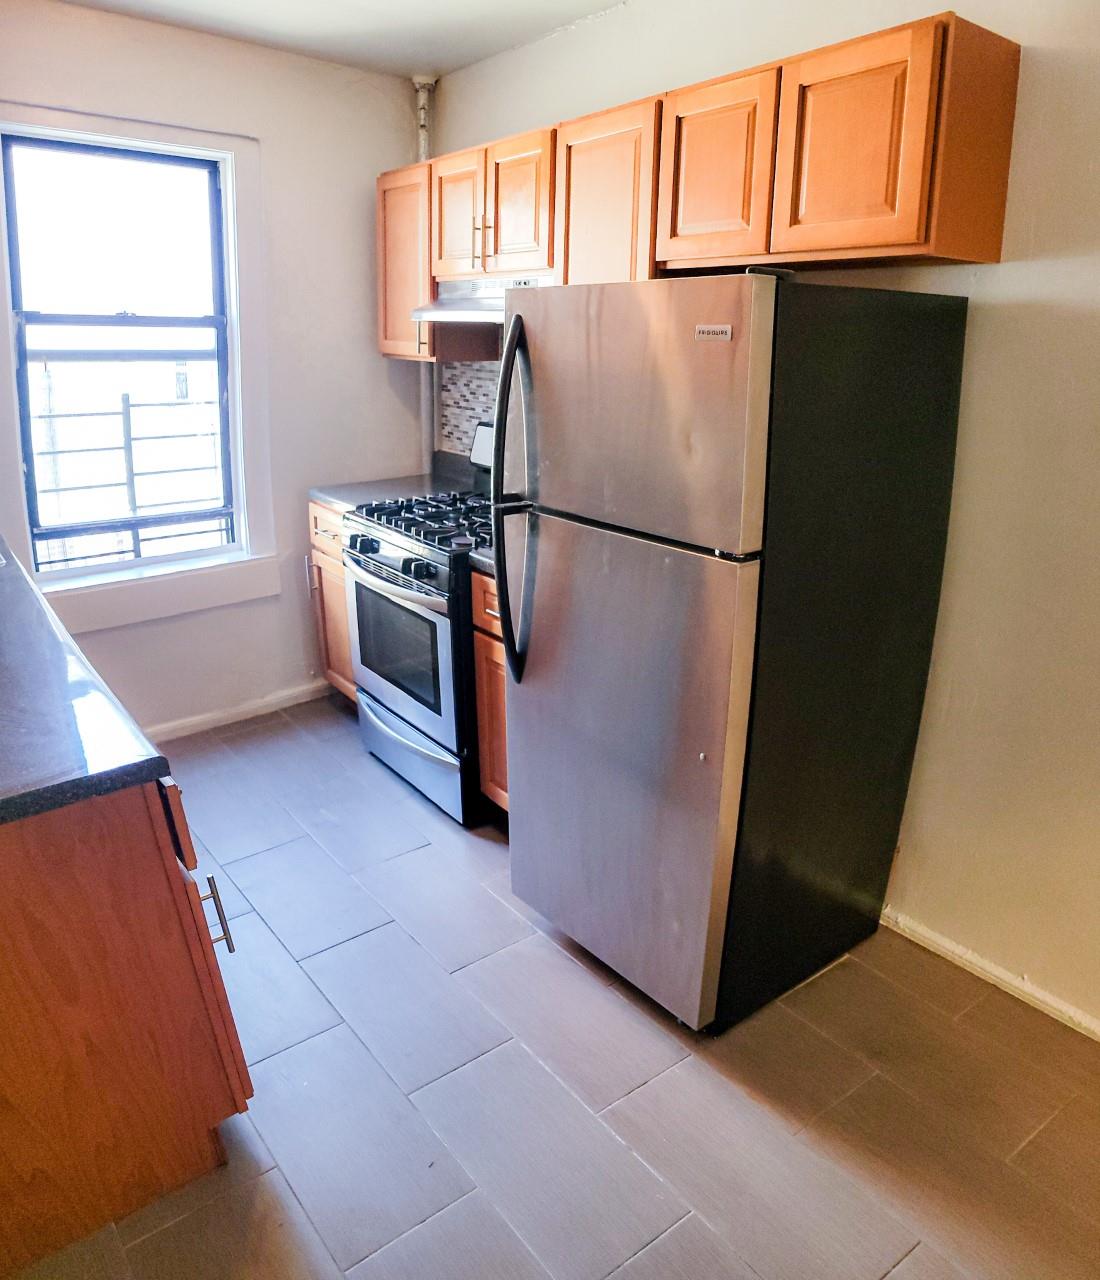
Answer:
656, 69, 779, 263
771, 19, 944, 253
485, 129, 555, 273
376, 163, 433, 359
474, 630, 509, 811
472, 570, 503, 639
431, 147, 486, 279
0, 784, 249, 1272
554, 99, 660, 285
309, 500, 344, 562
310, 548, 356, 702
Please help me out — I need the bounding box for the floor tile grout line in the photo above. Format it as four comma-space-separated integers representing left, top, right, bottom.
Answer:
596, 1050, 692, 1116
846, 950, 989, 1026
790, 1068, 881, 1139
337, 1186, 482, 1276
1003, 1089, 1080, 1164
875, 1239, 922, 1280
244, 1017, 345, 1070
117, 1146, 275, 1251
782, 972, 1078, 1160
598, 1208, 692, 1279
952, 987, 993, 1023
203, 830, 305, 866
407, 1035, 517, 1099
850, 949, 1086, 1097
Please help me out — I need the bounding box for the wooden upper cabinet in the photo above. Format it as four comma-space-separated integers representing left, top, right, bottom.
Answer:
771, 19, 943, 253
485, 129, 555, 273
376, 163, 432, 359
431, 147, 487, 278
554, 99, 660, 285
656, 69, 779, 264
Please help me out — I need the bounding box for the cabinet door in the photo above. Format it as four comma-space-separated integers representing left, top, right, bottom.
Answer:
0, 785, 247, 1271
376, 164, 433, 359
656, 69, 779, 263
310, 549, 356, 701
431, 147, 486, 278
485, 129, 554, 273
771, 18, 944, 252
554, 99, 660, 285
474, 630, 509, 810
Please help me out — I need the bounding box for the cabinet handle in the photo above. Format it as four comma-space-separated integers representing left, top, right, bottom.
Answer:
200, 875, 236, 953
416, 320, 428, 352
472, 219, 482, 266
485, 607, 501, 619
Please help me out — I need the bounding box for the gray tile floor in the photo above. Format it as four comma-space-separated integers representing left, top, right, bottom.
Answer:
20, 696, 1100, 1280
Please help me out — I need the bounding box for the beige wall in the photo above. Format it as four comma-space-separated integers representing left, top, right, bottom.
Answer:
0, 0, 421, 732
437, 1, 1100, 1025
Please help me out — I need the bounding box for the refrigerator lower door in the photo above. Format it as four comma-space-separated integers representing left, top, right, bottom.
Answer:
506, 512, 759, 1028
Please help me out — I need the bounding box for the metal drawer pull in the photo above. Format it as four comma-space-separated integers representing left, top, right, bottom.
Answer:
316, 528, 339, 541
485, 607, 501, 619
200, 876, 236, 953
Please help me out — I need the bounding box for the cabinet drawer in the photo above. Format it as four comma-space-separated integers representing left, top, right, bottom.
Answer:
309, 501, 344, 560
472, 571, 502, 637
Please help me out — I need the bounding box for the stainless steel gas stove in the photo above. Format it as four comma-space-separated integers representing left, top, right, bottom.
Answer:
342, 490, 492, 824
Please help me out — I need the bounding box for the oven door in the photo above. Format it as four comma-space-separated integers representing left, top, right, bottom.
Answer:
343, 554, 457, 752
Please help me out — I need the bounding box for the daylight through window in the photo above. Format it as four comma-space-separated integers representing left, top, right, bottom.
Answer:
2, 136, 235, 573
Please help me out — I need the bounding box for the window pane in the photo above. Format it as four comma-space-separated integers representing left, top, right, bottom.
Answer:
8, 142, 216, 316
35, 529, 135, 570
26, 356, 225, 528
137, 517, 231, 559
25, 323, 217, 354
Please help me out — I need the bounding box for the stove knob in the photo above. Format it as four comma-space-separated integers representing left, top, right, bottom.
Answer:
409, 559, 437, 581
351, 534, 379, 555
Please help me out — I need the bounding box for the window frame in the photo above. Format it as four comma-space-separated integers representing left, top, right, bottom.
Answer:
2, 133, 239, 575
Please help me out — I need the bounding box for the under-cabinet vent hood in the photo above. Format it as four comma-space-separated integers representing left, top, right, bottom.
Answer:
413, 276, 554, 324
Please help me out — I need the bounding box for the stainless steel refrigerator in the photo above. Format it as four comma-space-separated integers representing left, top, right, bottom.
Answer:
491, 274, 966, 1030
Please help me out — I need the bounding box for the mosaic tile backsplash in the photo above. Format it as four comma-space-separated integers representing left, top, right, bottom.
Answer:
439, 361, 498, 455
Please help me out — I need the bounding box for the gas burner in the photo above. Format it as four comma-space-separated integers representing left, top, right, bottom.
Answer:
350, 490, 492, 558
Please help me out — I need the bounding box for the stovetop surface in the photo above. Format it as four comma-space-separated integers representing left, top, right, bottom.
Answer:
349, 491, 493, 553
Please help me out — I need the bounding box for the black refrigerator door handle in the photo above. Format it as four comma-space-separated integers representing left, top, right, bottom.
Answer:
492, 313, 527, 684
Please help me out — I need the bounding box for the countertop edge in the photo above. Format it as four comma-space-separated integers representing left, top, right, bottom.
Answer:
0, 756, 170, 827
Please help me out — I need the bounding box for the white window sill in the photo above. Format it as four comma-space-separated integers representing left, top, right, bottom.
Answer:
42, 550, 282, 635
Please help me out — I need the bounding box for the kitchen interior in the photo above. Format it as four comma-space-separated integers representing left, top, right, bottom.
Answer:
1, 2, 1098, 1279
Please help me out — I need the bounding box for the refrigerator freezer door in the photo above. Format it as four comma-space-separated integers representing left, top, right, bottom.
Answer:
503, 274, 775, 556
505, 512, 759, 1028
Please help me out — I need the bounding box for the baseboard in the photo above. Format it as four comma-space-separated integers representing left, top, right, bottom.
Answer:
143, 678, 330, 744
881, 906, 1100, 1043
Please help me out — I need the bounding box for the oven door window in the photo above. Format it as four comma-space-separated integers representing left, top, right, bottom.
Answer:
354, 580, 442, 714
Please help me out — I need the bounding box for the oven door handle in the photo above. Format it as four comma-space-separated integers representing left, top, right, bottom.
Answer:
359, 697, 459, 768
343, 555, 449, 616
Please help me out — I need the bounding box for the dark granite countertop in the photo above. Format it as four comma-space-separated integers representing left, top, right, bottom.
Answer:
310, 451, 495, 578
0, 538, 168, 825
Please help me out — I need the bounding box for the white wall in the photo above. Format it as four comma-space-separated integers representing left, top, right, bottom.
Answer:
436, 0, 1100, 1026
0, 0, 421, 733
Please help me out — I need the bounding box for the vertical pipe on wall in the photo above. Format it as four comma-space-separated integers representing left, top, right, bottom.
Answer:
413, 76, 437, 471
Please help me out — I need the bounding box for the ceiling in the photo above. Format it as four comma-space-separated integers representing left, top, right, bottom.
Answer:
64, 0, 620, 76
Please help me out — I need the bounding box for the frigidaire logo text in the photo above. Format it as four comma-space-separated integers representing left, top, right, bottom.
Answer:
694, 324, 733, 341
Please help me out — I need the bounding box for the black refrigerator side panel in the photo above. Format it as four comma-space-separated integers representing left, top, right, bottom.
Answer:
714, 281, 967, 1028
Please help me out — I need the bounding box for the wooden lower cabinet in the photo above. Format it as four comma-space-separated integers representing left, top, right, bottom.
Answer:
474, 628, 509, 811
308, 502, 356, 702
0, 781, 250, 1274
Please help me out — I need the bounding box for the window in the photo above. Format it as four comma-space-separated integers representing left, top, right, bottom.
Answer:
2, 135, 236, 574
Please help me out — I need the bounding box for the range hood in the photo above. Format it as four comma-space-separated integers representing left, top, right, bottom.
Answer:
413, 275, 555, 325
